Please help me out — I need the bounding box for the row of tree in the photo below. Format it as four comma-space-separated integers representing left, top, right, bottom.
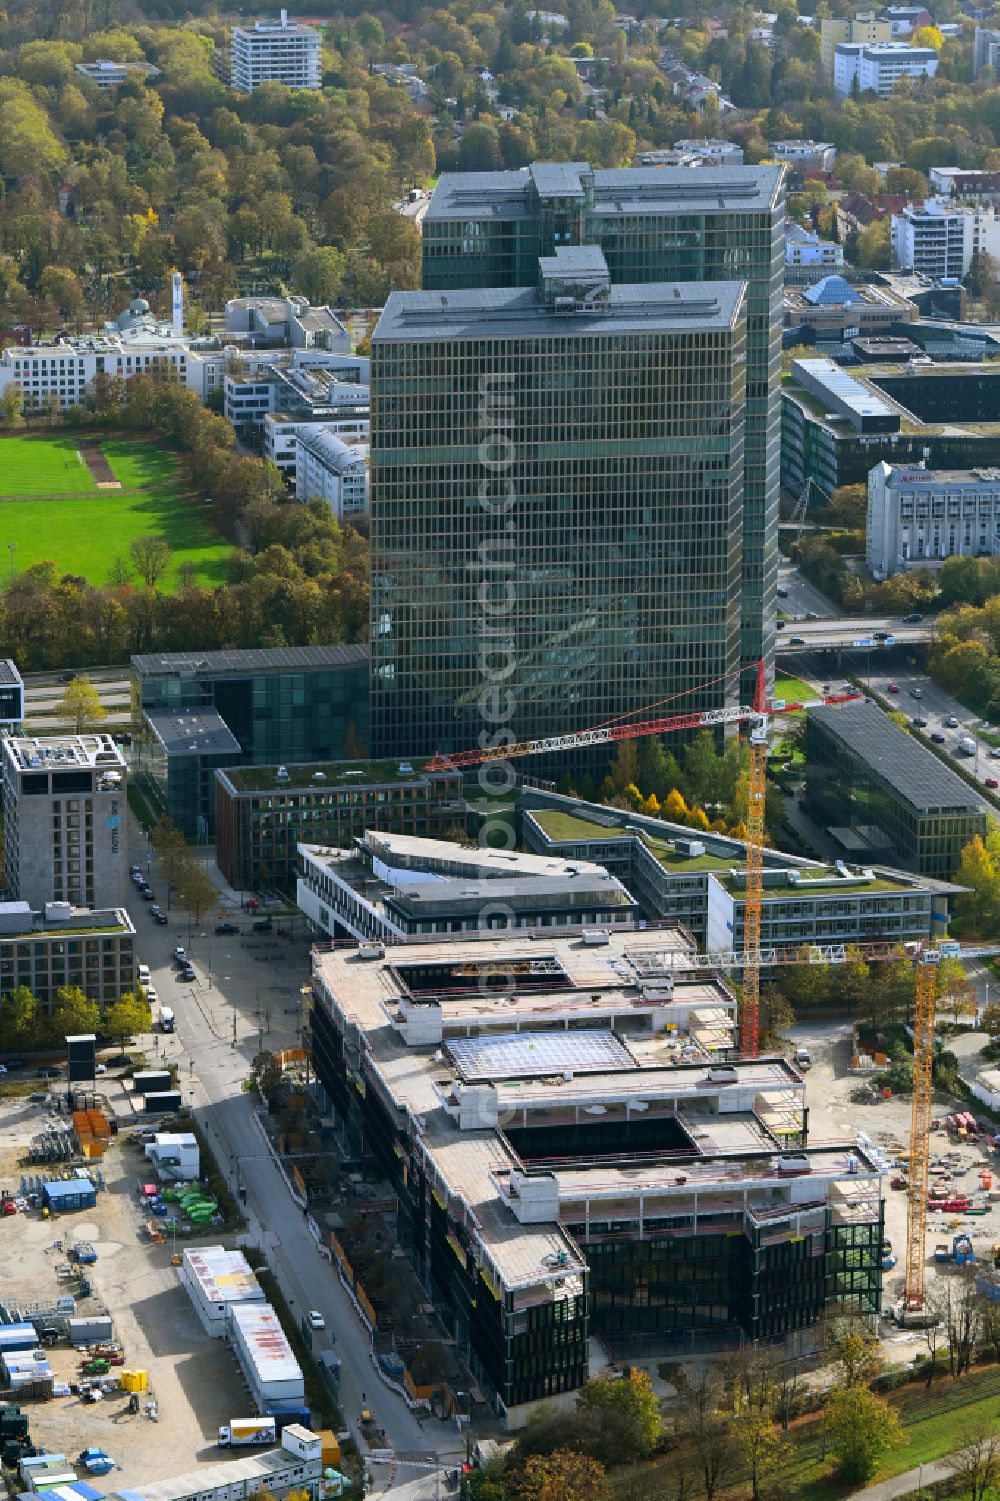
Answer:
0, 983, 150, 1051
0, 377, 369, 671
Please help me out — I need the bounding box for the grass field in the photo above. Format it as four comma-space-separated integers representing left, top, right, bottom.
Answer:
0, 435, 232, 590
604, 1364, 1000, 1501
0, 436, 98, 495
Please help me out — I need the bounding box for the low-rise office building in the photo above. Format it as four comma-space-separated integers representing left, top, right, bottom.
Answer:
867, 461, 1000, 576
782, 358, 1000, 499
264, 413, 369, 483
519, 794, 952, 951
805, 702, 987, 879
770, 140, 837, 174
2, 733, 128, 912
225, 352, 369, 439
134, 646, 370, 839
310, 930, 883, 1423
74, 59, 161, 87
224, 295, 349, 352
215, 761, 466, 893
294, 428, 368, 519
0, 900, 136, 1011
297, 831, 639, 941
783, 277, 915, 340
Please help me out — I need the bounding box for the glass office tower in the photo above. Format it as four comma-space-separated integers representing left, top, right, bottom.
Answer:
370, 248, 746, 760
421, 164, 785, 690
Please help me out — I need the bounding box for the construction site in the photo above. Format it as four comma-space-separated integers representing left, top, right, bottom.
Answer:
0, 1086, 251, 1485
302, 663, 1000, 1426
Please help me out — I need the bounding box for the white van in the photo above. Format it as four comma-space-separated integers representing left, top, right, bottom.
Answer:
137, 964, 151, 987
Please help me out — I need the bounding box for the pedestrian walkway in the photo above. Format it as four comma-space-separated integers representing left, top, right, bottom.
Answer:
846, 1457, 950, 1498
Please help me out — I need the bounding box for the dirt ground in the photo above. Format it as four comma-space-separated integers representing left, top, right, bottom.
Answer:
0, 1093, 249, 1483
788, 1020, 1000, 1342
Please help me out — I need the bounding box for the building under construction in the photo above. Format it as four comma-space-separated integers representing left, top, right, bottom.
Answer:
310, 930, 884, 1428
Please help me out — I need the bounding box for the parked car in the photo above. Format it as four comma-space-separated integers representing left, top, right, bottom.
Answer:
173, 947, 187, 964
3, 1060, 24, 1070
308, 1310, 326, 1330
215, 922, 239, 936
35, 1066, 60, 1079
987, 778, 999, 789
180, 966, 196, 983
142, 888, 156, 901
153, 912, 168, 925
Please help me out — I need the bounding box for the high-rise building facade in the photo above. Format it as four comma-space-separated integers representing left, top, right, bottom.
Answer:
420, 163, 785, 688
370, 247, 746, 758
228, 13, 322, 93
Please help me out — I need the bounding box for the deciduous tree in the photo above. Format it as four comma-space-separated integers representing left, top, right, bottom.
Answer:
825, 1385, 902, 1484
56, 674, 107, 732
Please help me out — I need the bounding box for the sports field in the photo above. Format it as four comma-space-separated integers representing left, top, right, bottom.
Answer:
0, 435, 232, 590
0, 436, 99, 494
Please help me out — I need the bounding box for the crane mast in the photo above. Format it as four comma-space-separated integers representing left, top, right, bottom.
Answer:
741, 661, 769, 1057
904, 959, 939, 1310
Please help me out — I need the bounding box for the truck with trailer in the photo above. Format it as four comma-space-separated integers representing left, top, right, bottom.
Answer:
217, 1418, 276, 1448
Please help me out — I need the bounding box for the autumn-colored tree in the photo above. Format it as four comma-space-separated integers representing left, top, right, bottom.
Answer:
577, 1369, 661, 1457
507, 1450, 605, 1501
56, 674, 107, 733
102, 992, 152, 1046
663, 788, 689, 823
825, 1385, 902, 1484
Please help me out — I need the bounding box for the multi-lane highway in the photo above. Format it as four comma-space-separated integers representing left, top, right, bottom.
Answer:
777, 617, 932, 651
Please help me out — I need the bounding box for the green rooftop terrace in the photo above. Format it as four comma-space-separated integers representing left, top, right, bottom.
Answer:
222, 759, 458, 793
529, 810, 915, 894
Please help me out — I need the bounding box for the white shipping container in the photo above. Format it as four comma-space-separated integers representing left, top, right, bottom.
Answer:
226, 1302, 304, 1406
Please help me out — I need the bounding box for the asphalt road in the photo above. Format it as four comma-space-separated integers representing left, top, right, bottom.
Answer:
127, 837, 463, 1487
776, 559, 837, 620
787, 656, 999, 802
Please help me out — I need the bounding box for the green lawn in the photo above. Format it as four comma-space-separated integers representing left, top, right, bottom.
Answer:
0, 436, 232, 590
607, 1366, 1000, 1501
0, 436, 98, 495
774, 673, 815, 705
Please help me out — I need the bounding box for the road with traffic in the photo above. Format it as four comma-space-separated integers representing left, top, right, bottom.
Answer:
127, 835, 464, 1492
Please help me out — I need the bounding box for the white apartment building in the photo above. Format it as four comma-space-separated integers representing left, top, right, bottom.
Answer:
786, 223, 844, 269
769, 140, 837, 173
264, 412, 370, 480
294, 428, 369, 519
867, 461, 1000, 577
229, 11, 322, 93
834, 40, 938, 97
891, 198, 1000, 279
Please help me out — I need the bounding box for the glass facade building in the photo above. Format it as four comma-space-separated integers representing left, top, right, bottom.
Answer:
133, 646, 370, 838
214, 761, 466, 893
421, 163, 785, 687
370, 250, 746, 760
805, 702, 987, 879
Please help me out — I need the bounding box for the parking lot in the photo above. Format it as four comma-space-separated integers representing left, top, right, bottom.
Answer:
787, 1019, 1000, 1334
0, 1085, 250, 1482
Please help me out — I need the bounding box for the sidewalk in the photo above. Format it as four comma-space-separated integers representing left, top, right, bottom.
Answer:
847, 1458, 950, 1498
